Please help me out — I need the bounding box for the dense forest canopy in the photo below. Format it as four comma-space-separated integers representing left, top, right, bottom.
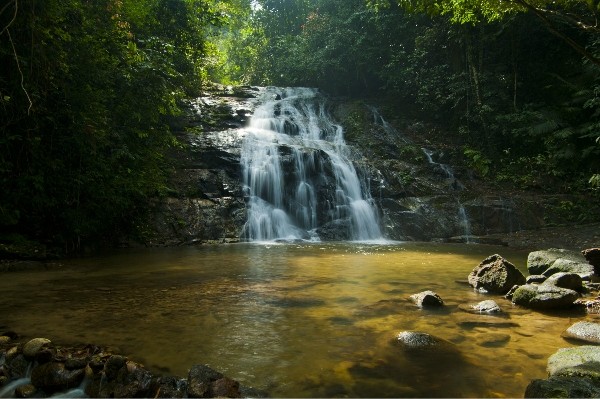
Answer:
1, 0, 599, 252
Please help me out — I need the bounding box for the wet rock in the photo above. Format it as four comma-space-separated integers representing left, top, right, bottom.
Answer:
211, 377, 241, 398
14, 384, 36, 398
64, 357, 88, 370
574, 298, 600, 314
105, 355, 127, 379
504, 284, 520, 300
548, 346, 600, 381
393, 331, 455, 351
543, 272, 584, 292
187, 364, 223, 398
22, 338, 51, 359
470, 300, 502, 314
468, 254, 526, 294
0, 336, 11, 345
5, 354, 29, 379
583, 248, 600, 272
31, 362, 85, 394
562, 321, 600, 344
512, 284, 579, 310
526, 275, 547, 284
153, 376, 188, 398
112, 367, 153, 398
525, 376, 600, 398
409, 290, 444, 307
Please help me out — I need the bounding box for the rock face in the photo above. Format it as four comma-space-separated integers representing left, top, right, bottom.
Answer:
139, 87, 560, 245
409, 290, 444, 307
528, 249, 595, 280
562, 321, 600, 344
511, 284, 579, 310
468, 254, 526, 294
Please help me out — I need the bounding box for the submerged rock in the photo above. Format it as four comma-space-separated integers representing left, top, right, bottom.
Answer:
409, 290, 444, 307
468, 254, 526, 294
30, 362, 85, 394
562, 321, 600, 344
458, 300, 503, 315
512, 284, 579, 310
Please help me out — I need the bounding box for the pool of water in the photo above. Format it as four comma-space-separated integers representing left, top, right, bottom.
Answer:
0, 242, 590, 397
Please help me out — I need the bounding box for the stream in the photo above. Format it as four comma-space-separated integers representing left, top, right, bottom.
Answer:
0, 242, 585, 397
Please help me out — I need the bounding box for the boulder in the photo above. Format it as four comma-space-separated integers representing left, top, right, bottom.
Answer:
22, 338, 51, 359
511, 284, 579, 310
583, 248, 600, 272
468, 254, 526, 294
409, 290, 444, 307
153, 376, 188, 398
544, 259, 595, 281
526, 275, 547, 284
543, 272, 584, 292
528, 249, 595, 280
459, 300, 503, 314
187, 364, 224, 398
525, 376, 600, 398
393, 331, 454, 351
30, 362, 85, 394
562, 321, 600, 344
547, 346, 600, 381
528, 249, 586, 275
14, 384, 37, 398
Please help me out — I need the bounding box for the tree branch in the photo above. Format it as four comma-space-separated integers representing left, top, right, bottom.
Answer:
7, 28, 33, 114
0, 0, 17, 36
513, 0, 600, 68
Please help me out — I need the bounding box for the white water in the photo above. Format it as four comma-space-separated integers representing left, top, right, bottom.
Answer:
241, 88, 382, 241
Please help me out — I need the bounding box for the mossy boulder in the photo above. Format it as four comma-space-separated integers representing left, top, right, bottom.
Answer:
512, 284, 579, 310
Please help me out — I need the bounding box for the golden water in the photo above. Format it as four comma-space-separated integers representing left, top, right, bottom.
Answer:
0, 242, 592, 397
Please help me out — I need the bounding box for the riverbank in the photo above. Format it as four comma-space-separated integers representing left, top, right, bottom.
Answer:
482, 222, 600, 251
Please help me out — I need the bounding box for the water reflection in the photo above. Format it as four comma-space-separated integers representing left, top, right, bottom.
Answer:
0, 243, 586, 397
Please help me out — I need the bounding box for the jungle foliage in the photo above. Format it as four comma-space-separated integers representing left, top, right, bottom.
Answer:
0, 0, 249, 251
223, 0, 600, 193
1, 0, 599, 252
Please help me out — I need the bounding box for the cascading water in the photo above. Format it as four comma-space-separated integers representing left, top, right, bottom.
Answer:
241, 87, 382, 242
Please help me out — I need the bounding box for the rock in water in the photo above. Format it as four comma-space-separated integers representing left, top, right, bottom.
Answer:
511, 284, 579, 310
30, 362, 85, 394
525, 376, 600, 398
393, 331, 454, 351
547, 346, 600, 380
409, 290, 444, 307
562, 321, 600, 344
542, 272, 584, 292
468, 254, 526, 294
583, 248, 600, 273
470, 300, 502, 314
528, 249, 594, 280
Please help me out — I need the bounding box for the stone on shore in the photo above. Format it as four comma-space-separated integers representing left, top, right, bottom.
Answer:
468, 254, 526, 294
511, 284, 579, 310
562, 321, 600, 344
409, 290, 444, 307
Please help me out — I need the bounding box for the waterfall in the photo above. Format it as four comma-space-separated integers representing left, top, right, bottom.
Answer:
241, 87, 382, 242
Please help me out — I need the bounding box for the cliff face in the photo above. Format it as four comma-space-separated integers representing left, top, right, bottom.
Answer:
137, 86, 593, 246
